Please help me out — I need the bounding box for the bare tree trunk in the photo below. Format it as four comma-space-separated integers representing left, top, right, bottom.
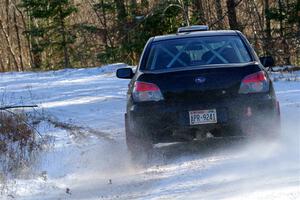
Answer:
298, 0, 300, 35
249, 0, 269, 55
183, 0, 190, 26
226, 0, 239, 30
101, 0, 110, 48
278, 0, 291, 64
59, 7, 70, 68
263, 0, 272, 55
264, 0, 271, 39
12, 0, 33, 69
193, 0, 207, 24
0, 57, 5, 72
13, 8, 24, 71
0, 19, 19, 71
114, 0, 127, 49
88, 0, 114, 48
5, 0, 11, 69
214, 0, 224, 29
115, 0, 127, 31
193, 0, 206, 24
278, 0, 284, 38
297, 0, 300, 65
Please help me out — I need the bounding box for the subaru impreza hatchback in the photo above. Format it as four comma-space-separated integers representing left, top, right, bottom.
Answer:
117, 26, 280, 155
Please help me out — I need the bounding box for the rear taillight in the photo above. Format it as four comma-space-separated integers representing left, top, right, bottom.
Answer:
132, 81, 164, 102
239, 71, 269, 94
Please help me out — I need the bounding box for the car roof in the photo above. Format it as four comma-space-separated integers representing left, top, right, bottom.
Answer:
153, 30, 239, 42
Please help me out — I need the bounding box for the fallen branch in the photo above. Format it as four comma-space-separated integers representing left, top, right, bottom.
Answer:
0, 105, 41, 137
0, 105, 38, 110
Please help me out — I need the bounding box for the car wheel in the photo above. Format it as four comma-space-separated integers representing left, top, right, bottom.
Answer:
125, 115, 153, 162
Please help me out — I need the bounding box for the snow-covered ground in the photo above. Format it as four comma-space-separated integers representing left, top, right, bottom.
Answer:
0, 65, 299, 200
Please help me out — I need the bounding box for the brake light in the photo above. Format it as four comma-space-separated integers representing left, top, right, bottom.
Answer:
132, 81, 164, 102
239, 71, 269, 94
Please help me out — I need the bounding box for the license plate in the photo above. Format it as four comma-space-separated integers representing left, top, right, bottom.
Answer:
189, 109, 217, 125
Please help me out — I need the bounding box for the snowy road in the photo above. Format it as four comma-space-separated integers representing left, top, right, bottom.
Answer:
0, 66, 299, 200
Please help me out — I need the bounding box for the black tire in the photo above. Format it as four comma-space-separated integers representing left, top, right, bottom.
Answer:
125, 115, 153, 162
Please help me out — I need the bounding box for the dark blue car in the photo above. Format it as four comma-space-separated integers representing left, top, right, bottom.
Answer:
117, 26, 281, 156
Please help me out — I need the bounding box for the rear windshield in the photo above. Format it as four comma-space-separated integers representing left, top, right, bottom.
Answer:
143, 36, 252, 71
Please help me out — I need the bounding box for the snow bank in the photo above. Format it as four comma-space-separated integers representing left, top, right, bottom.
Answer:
271, 70, 300, 82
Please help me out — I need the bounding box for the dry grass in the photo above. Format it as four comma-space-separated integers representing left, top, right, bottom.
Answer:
0, 110, 44, 181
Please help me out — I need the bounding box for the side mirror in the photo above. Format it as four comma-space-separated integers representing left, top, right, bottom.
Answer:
116, 68, 134, 79
259, 56, 275, 68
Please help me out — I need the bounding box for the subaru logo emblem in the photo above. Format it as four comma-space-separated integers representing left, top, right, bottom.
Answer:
195, 76, 206, 84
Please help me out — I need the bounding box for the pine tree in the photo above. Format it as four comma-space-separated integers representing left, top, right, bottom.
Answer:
20, 0, 77, 69
267, 0, 299, 65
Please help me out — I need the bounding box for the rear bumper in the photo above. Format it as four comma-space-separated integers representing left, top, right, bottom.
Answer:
127, 94, 279, 141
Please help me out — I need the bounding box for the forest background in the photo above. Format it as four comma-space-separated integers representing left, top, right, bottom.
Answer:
0, 0, 299, 71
